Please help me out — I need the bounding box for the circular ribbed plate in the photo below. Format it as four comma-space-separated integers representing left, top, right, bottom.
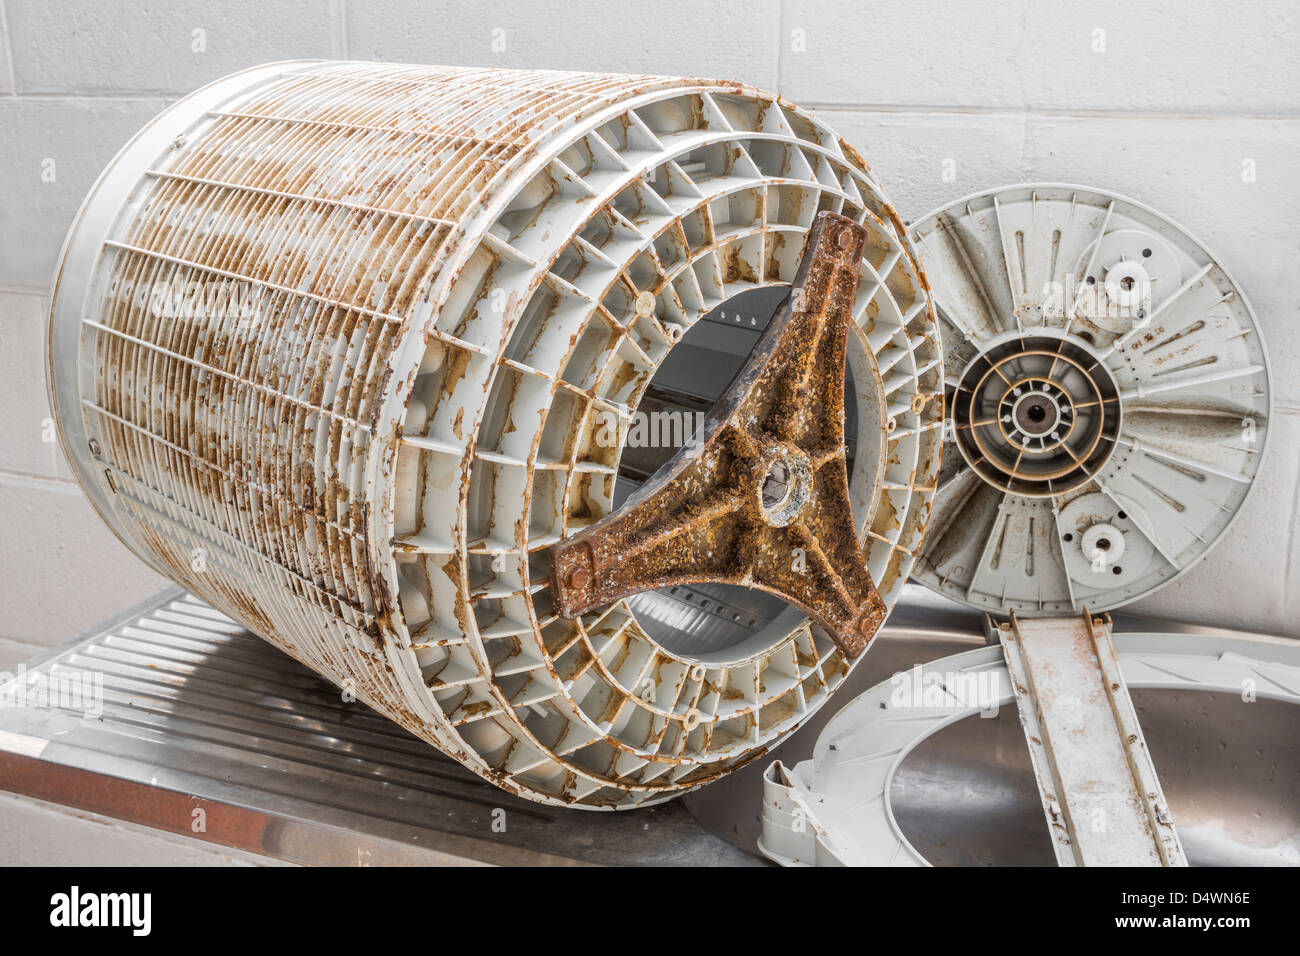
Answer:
49, 61, 942, 808
908, 184, 1270, 615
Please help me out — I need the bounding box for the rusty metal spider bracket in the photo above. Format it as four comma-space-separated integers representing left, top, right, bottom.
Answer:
549, 211, 887, 658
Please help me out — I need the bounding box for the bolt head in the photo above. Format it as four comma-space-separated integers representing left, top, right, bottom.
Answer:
566, 567, 591, 590
88, 438, 102, 456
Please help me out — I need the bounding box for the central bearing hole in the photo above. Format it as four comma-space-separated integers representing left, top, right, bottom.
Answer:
760, 452, 811, 520
758, 451, 812, 528
761, 459, 792, 509
1095, 537, 1112, 551
1015, 394, 1058, 435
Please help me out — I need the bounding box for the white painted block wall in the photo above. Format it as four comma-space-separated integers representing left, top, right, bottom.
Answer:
1, 0, 1296, 664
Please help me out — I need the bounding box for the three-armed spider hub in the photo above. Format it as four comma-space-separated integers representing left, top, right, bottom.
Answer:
549, 211, 886, 659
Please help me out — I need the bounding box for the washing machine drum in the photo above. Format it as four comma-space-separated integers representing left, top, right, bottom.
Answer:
47, 61, 941, 807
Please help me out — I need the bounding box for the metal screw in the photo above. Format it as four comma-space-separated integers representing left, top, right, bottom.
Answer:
565, 567, 591, 590
836, 228, 854, 250
88, 438, 102, 456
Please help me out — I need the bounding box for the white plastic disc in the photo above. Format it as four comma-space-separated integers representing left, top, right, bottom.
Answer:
908, 184, 1271, 615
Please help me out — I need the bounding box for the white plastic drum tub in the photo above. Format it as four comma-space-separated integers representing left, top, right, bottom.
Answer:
47, 61, 942, 807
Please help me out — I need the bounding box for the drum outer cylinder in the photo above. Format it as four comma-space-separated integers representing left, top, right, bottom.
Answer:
48, 60, 943, 807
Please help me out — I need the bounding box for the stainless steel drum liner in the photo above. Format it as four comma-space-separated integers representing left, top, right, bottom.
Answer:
48, 61, 942, 807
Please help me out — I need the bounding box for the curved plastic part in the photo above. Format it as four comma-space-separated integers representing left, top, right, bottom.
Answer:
758, 633, 1300, 866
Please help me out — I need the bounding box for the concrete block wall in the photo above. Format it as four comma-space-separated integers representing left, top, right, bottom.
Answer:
1, 0, 1297, 678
